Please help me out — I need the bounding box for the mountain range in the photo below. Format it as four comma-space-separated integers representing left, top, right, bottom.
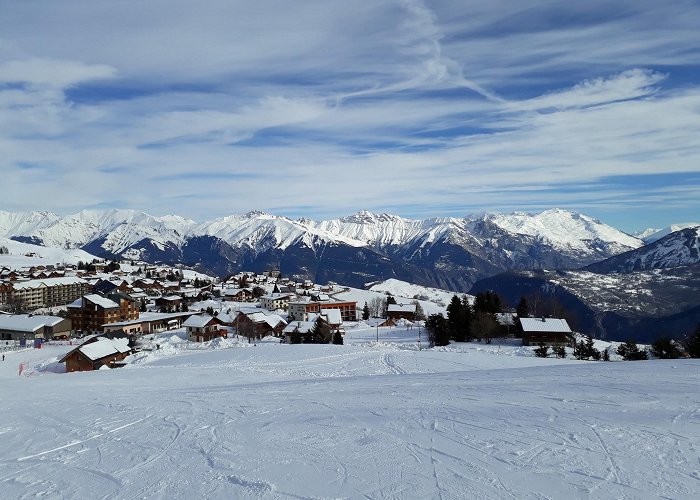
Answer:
2, 207, 699, 341
0, 208, 643, 290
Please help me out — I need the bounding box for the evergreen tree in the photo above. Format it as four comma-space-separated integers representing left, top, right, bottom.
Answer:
473, 291, 502, 315
534, 343, 549, 358
447, 295, 467, 342
685, 324, 700, 358
308, 317, 331, 344
585, 335, 601, 360
383, 295, 397, 316
602, 347, 610, 361
332, 330, 344, 345
362, 302, 370, 320
426, 314, 449, 347
552, 344, 566, 358
516, 296, 530, 318
617, 339, 648, 361
290, 329, 302, 344
650, 335, 681, 359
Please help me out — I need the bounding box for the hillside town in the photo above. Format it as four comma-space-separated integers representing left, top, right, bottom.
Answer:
1, 259, 383, 369
3, 252, 697, 376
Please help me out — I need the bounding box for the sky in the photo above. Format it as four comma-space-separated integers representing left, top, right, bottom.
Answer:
1, 0, 699, 233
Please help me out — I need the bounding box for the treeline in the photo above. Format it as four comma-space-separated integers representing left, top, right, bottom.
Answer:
425, 291, 504, 347
424, 291, 700, 361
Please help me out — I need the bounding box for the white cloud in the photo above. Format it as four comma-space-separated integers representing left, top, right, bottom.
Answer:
0, 58, 116, 88
0, 1, 699, 227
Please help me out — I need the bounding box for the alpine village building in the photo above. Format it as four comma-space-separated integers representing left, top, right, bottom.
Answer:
67, 293, 139, 335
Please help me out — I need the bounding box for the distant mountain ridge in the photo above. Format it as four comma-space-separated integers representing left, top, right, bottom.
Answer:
585, 226, 700, 273
0, 208, 643, 289
634, 223, 700, 243
470, 226, 700, 342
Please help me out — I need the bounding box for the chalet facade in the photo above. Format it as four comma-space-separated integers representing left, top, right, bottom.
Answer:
183, 315, 226, 342
386, 303, 417, 321
259, 293, 292, 311
519, 318, 575, 347
0, 315, 72, 340
155, 295, 183, 312
236, 311, 287, 339
223, 288, 253, 302
288, 299, 357, 322
68, 293, 139, 335
60, 336, 132, 372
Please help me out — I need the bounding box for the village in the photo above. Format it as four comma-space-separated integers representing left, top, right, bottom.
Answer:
0, 253, 589, 374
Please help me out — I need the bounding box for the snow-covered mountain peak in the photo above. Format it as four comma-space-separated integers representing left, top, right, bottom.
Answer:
586, 226, 700, 273
339, 210, 411, 224
486, 209, 642, 253
636, 223, 700, 243
243, 210, 274, 219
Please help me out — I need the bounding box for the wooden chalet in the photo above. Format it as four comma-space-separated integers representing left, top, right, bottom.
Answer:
386, 303, 417, 321
60, 336, 132, 372
183, 314, 226, 342
519, 318, 575, 347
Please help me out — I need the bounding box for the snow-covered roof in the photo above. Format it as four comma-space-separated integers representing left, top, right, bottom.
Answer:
519, 318, 572, 333
261, 293, 292, 300
158, 295, 182, 301
183, 315, 218, 328
10, 276, 87, 290
282, 321, 316, 334
321, 308, 342, 324
84, 294, 120, 309
78, 337, 131, 361
246, 312, 287, 328
387, 304, 417, 313
0, 314, 65, 333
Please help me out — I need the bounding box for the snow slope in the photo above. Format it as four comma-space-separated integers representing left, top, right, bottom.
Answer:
0, 236, 98, 267
1, 329, 698, 499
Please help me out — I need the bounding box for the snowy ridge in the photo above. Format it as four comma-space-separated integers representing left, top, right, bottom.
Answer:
0, 236, 98, 267
586, 226, 700, 273
195, 212, 365, 252
636, 223, 700, 243
0, 208, 643, 283
486, 208, 641, 254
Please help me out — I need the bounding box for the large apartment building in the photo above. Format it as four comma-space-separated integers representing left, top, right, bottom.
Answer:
68, 293, 139, 335
2, 277, 91, 311
287, 298, 357, 322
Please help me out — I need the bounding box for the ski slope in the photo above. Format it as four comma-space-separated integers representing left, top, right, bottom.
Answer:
1, 327, 698, 499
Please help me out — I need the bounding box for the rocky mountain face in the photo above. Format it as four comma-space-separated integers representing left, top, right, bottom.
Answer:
585, 226, 700, 273
0, 208, 642, 289
470, 227, 700, 342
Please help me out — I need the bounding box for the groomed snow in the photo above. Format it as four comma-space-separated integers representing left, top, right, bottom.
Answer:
1, 326, 698, 499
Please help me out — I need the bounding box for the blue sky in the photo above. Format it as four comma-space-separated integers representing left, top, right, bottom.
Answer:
1, 0, 699, 233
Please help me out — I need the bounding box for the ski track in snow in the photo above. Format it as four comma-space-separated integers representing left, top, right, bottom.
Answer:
1, 333, 699, 499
